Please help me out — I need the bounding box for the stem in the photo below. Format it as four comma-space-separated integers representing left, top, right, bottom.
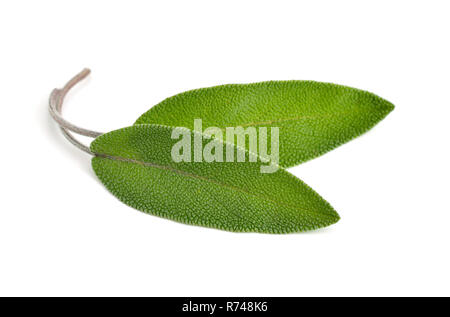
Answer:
49, 68, 104, 155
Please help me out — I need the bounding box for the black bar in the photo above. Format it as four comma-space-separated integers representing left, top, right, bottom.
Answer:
0, 297, 448, 315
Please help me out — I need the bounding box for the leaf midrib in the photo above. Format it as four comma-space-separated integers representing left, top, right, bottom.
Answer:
148, 107, 375, 141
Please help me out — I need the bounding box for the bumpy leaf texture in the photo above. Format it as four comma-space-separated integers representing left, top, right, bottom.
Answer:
135, 81, 394, 167
90, 124, 339, 233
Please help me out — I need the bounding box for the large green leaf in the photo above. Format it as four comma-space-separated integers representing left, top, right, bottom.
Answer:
90, 124, 339, 233
135, 81, 394, 167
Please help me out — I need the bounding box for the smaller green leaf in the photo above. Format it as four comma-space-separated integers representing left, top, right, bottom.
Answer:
90, 124, 339, 233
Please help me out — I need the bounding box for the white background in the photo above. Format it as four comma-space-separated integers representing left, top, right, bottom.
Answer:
0, 0, 449, 296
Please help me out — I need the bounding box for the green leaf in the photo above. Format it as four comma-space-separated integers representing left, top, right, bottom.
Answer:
90, 124, 339, 233
135, 81, 394, 167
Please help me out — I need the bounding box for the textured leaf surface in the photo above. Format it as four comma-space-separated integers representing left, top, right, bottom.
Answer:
135, 81, 394, 167
90, 124, 339, 233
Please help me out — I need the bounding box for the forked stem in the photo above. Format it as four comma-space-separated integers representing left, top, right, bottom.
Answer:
49, 68, 104, 154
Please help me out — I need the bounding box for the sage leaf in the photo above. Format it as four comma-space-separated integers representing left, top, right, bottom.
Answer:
135, 81, 394, 167
90, 124, 339, 233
